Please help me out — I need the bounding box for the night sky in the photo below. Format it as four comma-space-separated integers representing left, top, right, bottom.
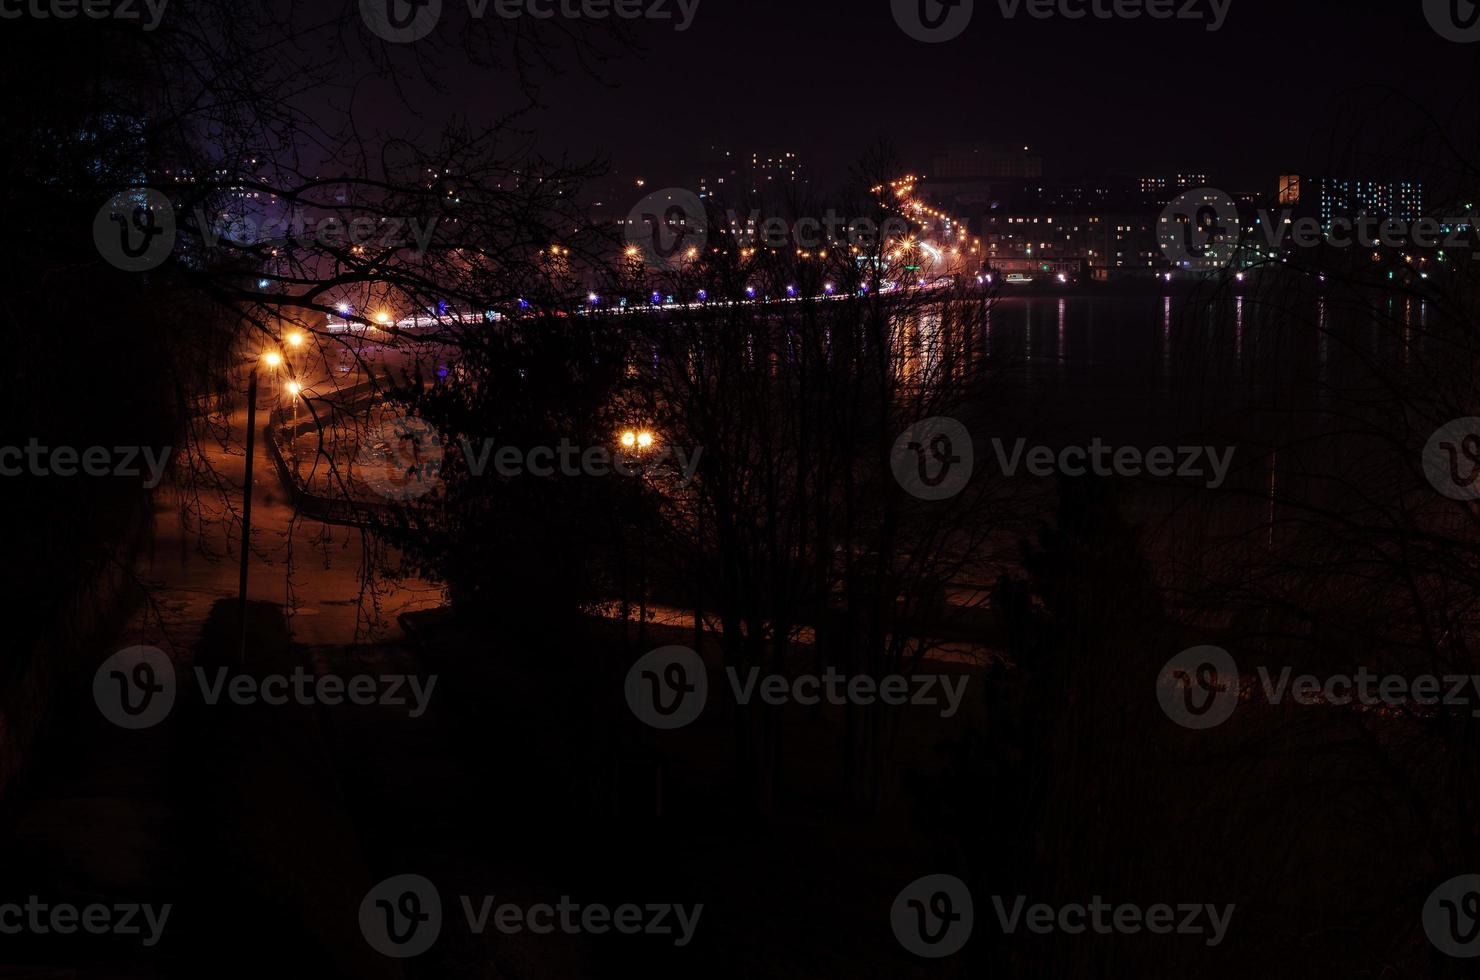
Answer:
338, 0, 1473, 191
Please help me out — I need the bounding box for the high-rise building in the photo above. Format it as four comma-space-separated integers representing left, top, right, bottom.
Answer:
1276, 174, 1425, 229
749, 148, 802, 184
930, 143, 1043, 180
697, 146, 804, 202
1139, 174, 1210, 195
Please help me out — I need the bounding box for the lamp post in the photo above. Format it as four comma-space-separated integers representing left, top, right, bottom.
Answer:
237, 363, 261, 663
619, 428, 656, 646
285, 380, 302, 428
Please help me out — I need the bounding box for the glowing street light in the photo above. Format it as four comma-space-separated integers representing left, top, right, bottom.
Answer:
618, 426, 658, 645
286, 331, 304, 348
285, 379, 304, 429
262, 351, 283, 369
619, 429, 657, 452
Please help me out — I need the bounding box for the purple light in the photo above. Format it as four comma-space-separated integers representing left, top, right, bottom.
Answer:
697, 289, 708, 301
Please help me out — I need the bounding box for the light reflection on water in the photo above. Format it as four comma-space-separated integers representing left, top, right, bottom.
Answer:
890, 289, 1434, 506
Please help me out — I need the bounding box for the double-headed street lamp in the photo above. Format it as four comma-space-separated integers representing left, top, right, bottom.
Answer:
620, 428, 655, 452
619, 427, 657, 645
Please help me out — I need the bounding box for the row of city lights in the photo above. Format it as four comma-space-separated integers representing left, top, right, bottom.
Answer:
260, 329, 661, 452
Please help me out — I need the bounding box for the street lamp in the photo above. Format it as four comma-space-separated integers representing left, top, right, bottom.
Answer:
285, 380, 302, 428
619, 428, 657, 644
262, 350, 283, 369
